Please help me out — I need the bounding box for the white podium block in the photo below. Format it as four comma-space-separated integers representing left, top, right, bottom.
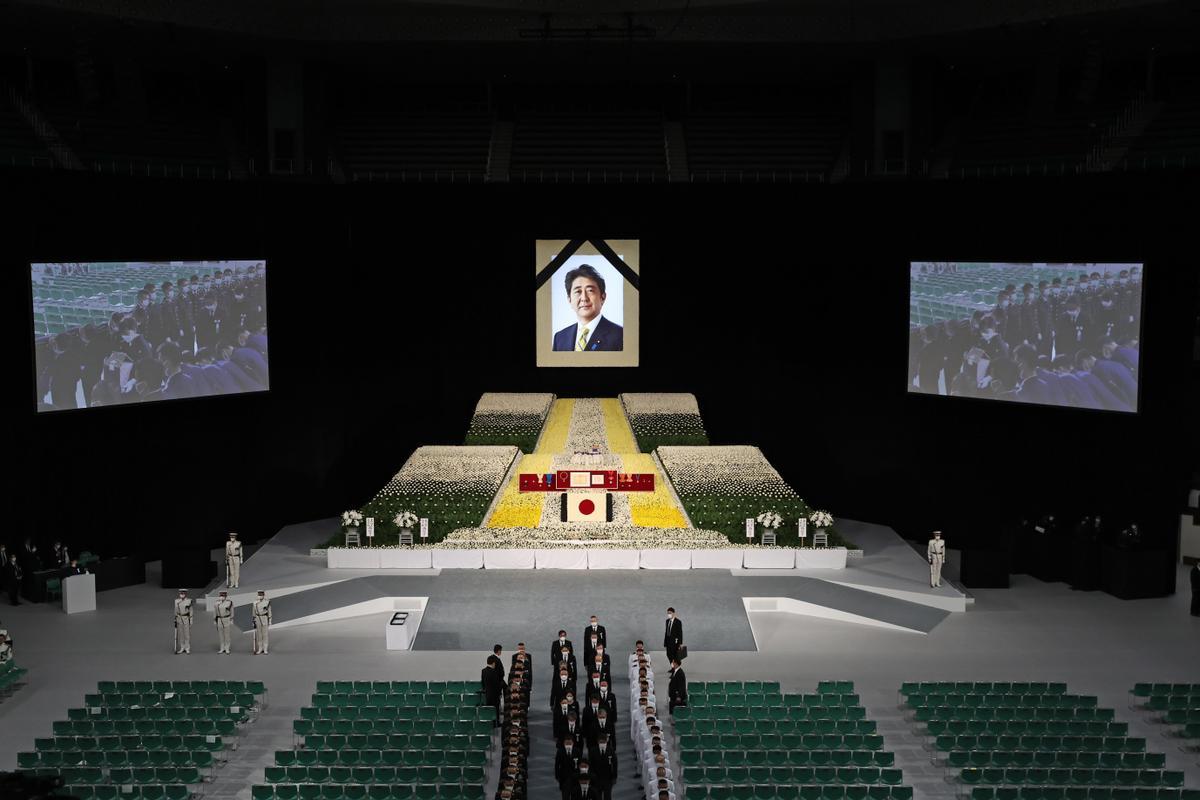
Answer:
385, 612, 413, 650
63, 573, 97, 614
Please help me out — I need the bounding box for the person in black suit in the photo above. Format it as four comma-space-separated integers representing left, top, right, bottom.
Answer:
493, 644, 507, 688
668, 659, 688, 714
583, 616, 606, 660
1190, 562, 1200, 617
663, 607, 682, 663
554, 735, 583, 800
1054, 297, 1092, 362
554, 645, 578, 685
552, 265, 624, 352
4, 554, 22, 605
589, 733, 618, 800
194, 294, 223, 351
511, 642, 532, 694
569, 771, 598, 800
551, 630, 573, 667
482, 655, 503, 727
552, 685, 579, 733
555, 711, 583, 745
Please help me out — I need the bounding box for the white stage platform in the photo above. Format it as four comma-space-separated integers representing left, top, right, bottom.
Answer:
207, 517, 966, 641
325, 545, 849, 570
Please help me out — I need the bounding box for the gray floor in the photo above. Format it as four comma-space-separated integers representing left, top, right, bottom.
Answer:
1, 561, 1197, 800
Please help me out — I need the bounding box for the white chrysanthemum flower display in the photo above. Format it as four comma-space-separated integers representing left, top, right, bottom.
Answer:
393, 511, 420, 529
438, 525, 742, 550
809, 510, 835, 528
465, 393, 555, 452
756, 511, 784, 529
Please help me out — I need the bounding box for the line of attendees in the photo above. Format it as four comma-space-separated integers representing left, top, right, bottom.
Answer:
910, 268, 1141, 409
551, 618, 621, 800
491, 642, 533, 800
36, 265, 268, 410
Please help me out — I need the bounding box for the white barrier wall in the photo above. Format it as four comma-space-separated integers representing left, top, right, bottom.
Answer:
327, 547, 849, 570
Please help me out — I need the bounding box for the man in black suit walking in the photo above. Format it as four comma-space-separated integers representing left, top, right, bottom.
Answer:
482, 656, 503, 727
668, 658, 688, 714
663, 607, 682, 663
582, 615, 606, 663
588, 733, 618, 800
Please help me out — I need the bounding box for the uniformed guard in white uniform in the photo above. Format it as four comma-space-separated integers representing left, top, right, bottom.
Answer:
174, 590, 193, 654
927, 531, 946, 588
252, 590, 272, 654
213, 590, 234, 654
225, 533, 243, 589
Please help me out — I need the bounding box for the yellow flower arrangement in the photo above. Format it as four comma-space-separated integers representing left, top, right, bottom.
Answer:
486, 453, 556, 528
622, 453, 689, 528
600, 398, 639, 454
534, 399, 574, 453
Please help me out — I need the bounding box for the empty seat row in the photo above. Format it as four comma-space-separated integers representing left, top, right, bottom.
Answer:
918, 707, 1115, 723
264, 765, 484, 784
688, 766, 903, 785
926, 720, 1128, 738
676, 731, 884, 750
681, 784, 913, 800
680, 749, 895, 769
50, 784, 190, 800
903, 682, 1068, 696
18, 750, 214, 770
690, 681, 785, 694
55, 719, 238, 737
86, 692, 257, 708
1130, 684, 1200, 697
292, 719, 489, 738
970, 788, 1199, 800
0, 659, 27, 690
299, 734, 490, 753
907, 694, 1098, 710
315, 681, 477, 694
298, 706, 488, 722
36, 735, 222, 752
71, 706, 248, 722
273, 750, 487, 769
311, 693, 478, 708
685, 693, 859, 707
677, 705, 868, 720
935, 735, 1145, 754
959, 768, 1185, 788
676, 719, 877, 736
97, 680, 264, 695
1137, 696, 1200, 711
946, 751, 1167, 769
252, 784, 482, 800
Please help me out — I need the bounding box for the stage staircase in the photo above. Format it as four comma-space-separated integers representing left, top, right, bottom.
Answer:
4, 85, 84, 170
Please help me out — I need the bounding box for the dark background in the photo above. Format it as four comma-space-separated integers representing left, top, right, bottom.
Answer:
8, 172, 1198, 591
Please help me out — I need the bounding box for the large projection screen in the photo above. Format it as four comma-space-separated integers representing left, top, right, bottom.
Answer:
32, 260, 268, 412
535, 240, 640, 367
908, 262, 1142, 412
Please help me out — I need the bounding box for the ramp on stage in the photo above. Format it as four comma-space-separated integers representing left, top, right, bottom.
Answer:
215, 517, 961, 647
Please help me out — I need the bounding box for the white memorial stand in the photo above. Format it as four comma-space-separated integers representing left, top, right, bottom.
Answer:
385, 612, 413, 650
63, 573, 97, 614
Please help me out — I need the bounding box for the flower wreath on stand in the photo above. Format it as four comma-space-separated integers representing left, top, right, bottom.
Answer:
393, 511, 420, 531
808, 510, 834, 540
341, 510, 363, 528
755, 511, 784, 532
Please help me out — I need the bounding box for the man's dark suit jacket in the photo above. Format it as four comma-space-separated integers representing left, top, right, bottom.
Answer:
481, 666, 502, 706
553, 317, 623, 352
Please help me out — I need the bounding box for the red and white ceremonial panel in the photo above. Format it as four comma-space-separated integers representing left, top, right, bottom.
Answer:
563, 490, 610, 522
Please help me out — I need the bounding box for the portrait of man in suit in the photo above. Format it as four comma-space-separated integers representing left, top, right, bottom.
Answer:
552, 264, 624, 352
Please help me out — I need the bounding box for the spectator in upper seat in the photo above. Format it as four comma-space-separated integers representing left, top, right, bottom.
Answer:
158, 342, 197, 402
